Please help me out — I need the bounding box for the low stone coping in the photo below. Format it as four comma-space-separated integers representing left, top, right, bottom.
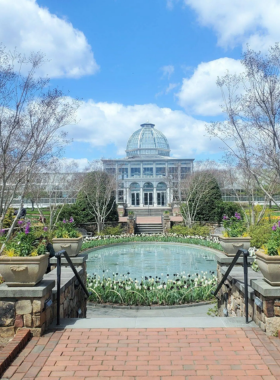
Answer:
84, 241, 254, 266
220, 267, 262, 300
220, 266, 280, 299
0, 279, 55, 298
251, 279, 280, 297
49, 253, 88, 266
47, 267, 84, 298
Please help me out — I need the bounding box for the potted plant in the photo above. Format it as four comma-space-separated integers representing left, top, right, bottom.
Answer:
52, 217, 83, 257
256, 222, 280, 286
219, 213, 251, 256
0, 222, 49, 287
128, 211, 134, 219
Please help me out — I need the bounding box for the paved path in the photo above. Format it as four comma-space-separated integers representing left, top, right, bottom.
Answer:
3, 327, 280, 380
87, 303, 214, 318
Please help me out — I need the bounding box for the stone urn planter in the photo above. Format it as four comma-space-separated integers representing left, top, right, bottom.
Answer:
52, 236, 83, 257
256, 250, 280, 286
0, 253, 49, 287
219, 236, 251, 257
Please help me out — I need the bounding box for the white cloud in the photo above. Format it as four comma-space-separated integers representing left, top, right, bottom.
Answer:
184, 0, 280, 51
177, 58, 244, 116
66, 100, 221, 158
60, 158, 90, 171
161, 65, 175, 79
166, 83, 179, 94
0, 0, 99, 78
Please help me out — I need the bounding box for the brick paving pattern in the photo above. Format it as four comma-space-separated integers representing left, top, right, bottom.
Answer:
2, 327, 280, 379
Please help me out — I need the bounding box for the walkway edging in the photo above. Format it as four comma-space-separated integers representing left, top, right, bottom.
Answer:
0, 328, 31, 377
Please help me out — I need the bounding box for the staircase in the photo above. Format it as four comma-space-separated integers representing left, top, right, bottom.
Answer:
135, 216, 163, 234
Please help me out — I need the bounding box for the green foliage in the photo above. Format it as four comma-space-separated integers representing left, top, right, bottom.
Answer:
222, 213, 247, 237
263, 223, 280, 256
82, 235, 223, 252
58, 193, 118, 225
3, 208, 15, 228
170, 224, 211, 237
181, 173, 222, 222
100, 225, 123, 236
54, 218, 81, 238
215, 201, 243, 224
207, 303, 218, 317
249, 223, 273, 248
87, 272, 217, 306
3, 223, 48, 257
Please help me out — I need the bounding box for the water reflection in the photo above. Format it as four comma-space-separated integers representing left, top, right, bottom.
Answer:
87, 244, 216, 281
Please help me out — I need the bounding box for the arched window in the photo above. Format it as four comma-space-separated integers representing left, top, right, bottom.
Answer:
130, 182, 140, 191
156, 182, 167, 191
143, 182, 154, 191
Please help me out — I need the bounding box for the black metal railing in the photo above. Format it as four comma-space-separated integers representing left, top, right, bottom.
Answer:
213, 249, 250, 323
55, 249, 89, 326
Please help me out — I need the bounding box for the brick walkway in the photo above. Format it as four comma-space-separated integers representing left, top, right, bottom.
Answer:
3, 327, 280, 380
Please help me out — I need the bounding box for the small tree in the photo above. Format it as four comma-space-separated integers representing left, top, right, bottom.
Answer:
0, 47, 78, 239
82, 161, 117, 233
180, 162, 222, 226
208, 44, 280, 209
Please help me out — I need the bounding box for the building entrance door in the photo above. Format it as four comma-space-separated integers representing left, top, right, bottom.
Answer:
157, 192, 166, 206
131, 192, 140, 206
144, 192, 153, 206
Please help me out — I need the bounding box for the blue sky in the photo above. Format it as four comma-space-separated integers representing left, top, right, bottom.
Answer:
1, 0, 279, 168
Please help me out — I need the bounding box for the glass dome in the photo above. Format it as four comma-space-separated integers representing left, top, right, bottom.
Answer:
126, 123, 170, 157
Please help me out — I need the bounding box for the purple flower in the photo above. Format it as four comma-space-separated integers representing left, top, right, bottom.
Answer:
272, 225, 277, 231
69, 217, 74, 223
0, 229, 5, 236
43, 226, 48, 232
278, 220, 280, 228
235, 212, 241, 220
18, 220, 23, 225
63, 219, 66, 223
223, 215, 228, 220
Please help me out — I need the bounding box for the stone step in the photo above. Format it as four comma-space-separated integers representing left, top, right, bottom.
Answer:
52, 316, 257, 329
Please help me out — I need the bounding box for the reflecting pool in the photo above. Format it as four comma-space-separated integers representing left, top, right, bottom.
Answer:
87, 243, 216, 281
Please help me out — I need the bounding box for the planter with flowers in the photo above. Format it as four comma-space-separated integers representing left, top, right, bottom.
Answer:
0, 222, 50, 287
256, 222, 280, 286
219, 213, 251, 257
52, 217, 83, 257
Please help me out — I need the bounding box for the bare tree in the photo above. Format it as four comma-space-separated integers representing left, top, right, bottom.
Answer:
82, 161, 117, 233
180, 162, 221, 227
0, 47, 78, 233
208, 44, 280, 209
27, 159, 84, 230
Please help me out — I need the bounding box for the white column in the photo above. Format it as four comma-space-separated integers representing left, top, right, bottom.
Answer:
140, 186, 143, 207
153, 185, 156, 207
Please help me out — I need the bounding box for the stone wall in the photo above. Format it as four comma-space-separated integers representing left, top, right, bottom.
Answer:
217, 263, 280, 336
0, 264, 87, 338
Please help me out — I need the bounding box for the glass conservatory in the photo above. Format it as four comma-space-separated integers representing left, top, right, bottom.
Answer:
102, 122, 194, 208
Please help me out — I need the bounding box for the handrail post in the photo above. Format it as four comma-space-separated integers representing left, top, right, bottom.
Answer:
55, 250, 62, 326
212, 248, 250, 324
243, 250, 249, 324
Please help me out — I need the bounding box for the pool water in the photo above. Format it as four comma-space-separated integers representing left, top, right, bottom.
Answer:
86, 243, 216, 281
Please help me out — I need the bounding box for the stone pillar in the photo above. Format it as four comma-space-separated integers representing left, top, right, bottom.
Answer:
163, 215, 171, 233
140, 186, 143, 207
127, 215, 135, 234
117, 204, 124, 217
153, 186, 157, 207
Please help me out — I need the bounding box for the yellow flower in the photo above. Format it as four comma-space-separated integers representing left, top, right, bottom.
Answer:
30, 251, 38, 256
222, 231, 229, 237
261, 245, 268, 255
242, 232, 249, 237
4, 248, 16, 257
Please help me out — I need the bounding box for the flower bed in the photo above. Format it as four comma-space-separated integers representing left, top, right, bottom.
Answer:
82, 233, 223, 251
87, 271, 217, 306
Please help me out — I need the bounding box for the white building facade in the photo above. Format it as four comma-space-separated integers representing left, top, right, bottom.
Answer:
102, 123, 194, 209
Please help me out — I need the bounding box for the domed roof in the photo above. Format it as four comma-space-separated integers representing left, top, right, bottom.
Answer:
126, 123, 170, 157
